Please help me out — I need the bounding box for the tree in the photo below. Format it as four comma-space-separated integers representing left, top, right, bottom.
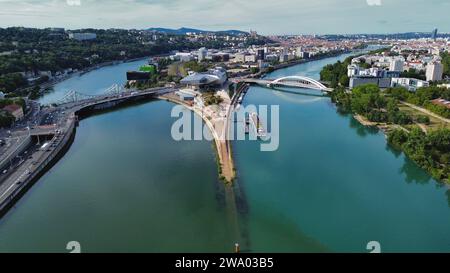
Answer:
416, 115, 430, 125
29, 85, 41, 100
351, 84, 386, 116
441, 52, 450, 77
387, 129, 408, 148
0, 111, 15, 128
400, 68, 426, 81
184, 61, 207, 73
339, 74, 349, 87
250, 67, 260, 74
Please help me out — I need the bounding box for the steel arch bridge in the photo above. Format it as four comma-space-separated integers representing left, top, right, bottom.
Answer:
268, 76, 329, 91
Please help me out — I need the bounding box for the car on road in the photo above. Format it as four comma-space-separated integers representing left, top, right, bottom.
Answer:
2, 170, 7, 175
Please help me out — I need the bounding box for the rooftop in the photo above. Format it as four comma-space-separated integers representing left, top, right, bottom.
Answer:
2, 104, 22, 113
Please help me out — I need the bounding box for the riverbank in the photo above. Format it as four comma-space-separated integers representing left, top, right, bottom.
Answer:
353, 114, 410, 134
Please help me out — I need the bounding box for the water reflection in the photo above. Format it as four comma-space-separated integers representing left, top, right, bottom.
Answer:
446, 190, 450, 208
399, 157, 432, 185
385, 144, 402, 158
270, 87, 327, 98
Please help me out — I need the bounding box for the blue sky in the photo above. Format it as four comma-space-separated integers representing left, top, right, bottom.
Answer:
0, 0, 448, 34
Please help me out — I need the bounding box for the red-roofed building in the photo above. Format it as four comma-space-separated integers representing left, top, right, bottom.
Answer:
2, 104, 24, 121
432, 99, 450, 109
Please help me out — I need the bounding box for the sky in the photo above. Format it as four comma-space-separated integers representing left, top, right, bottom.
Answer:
0, 0, 449, 35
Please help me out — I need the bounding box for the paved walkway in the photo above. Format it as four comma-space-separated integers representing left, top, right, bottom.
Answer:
400, 101, 450, 124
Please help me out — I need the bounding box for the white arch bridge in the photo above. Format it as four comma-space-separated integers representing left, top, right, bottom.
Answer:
237, 76, 333, 92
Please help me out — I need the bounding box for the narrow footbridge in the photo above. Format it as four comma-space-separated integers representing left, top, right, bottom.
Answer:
236, 76, 333, 92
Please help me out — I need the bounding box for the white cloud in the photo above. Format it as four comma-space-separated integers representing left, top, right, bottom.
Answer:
366, 0, 382, 6
66, 0, 81, 6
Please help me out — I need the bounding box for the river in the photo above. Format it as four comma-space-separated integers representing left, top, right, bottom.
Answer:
0, 51, 449, 253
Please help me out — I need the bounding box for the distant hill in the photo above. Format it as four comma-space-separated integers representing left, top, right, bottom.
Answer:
147, 27, 248, 36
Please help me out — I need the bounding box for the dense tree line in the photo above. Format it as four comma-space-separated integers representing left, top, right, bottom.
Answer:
331, 84, 413, 125
0, 73, 28, 93
388, 127, 450, 183
320, 56, 351, 88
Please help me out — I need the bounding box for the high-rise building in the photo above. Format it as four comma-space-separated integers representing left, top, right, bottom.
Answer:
347, 64, 360, 77
431, 28, 438, 41
256, 49, 265, 61
296, 47, 303, 57
279, 54, 289, 63
197, 47, 207, 62
299, 52, 310, 59
426, 62, 443, 82
390, 59, 404, 72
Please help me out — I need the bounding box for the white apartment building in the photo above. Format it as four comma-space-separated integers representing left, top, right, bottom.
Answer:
390, 59, 404, 72
391, 78, 429, 92
426, 62, 444, 82
197, 48, 207, 62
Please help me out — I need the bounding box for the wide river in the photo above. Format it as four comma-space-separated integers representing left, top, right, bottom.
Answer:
0, 51, 449, 253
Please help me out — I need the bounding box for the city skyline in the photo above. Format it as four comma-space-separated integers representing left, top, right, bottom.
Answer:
0, 0, 449, 35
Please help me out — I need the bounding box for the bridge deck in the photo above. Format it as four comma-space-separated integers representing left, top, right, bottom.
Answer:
236, 77, 332, 92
